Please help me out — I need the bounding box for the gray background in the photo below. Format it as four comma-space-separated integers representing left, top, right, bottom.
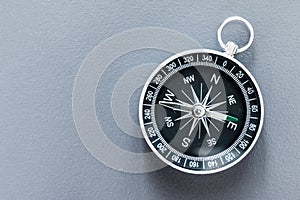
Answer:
1, 1, 299, 200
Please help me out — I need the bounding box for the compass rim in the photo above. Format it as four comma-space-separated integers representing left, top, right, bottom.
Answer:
139, 49, 264, 174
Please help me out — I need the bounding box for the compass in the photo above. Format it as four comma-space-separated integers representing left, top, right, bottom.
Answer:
139, 17, 264, 174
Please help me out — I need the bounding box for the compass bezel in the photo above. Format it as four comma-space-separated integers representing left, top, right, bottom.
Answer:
139, 49, 264, 174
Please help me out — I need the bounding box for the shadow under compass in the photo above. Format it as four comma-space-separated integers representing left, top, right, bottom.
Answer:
146, 131, 267, 200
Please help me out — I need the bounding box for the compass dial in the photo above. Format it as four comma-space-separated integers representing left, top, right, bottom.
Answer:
139, 49, 264, 174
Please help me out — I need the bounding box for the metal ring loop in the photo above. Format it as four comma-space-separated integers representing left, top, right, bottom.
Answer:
217, 16, 254, 53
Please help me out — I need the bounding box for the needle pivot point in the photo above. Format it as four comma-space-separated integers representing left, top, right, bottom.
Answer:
192, 104, 205, 118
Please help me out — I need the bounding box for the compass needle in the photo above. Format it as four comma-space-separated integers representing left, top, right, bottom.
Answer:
207, 118, 220, 132
198, 121, 202, 139
215, 110, 228, 114
175, 112, 193, 121
201, 117, 210, 137
202, 86, 213, 106
179, 118, 193, 131
189, 118, 200, 136
200, 83, 203, 102
206, 101, 226, 110
190, 85, 200, 103
206, 110, 238, 122
206, 91, 221, 106
181, 90, 194, 104
176, 98, 193, 107
159, 101, 192, 113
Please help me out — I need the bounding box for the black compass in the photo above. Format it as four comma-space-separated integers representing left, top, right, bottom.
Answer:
139, 17, 264, 174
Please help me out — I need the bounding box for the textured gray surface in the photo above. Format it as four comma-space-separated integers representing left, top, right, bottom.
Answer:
1, 1, 300, 200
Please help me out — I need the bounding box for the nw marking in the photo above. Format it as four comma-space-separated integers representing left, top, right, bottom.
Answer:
183, 75, 195, 84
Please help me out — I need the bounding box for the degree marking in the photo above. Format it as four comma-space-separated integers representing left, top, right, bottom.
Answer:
235, 148, 241, 154
242, 80, 249, 85
249, 98, 257, 102
220, 157, 224, 165
183, 158, 187, 167
166, 151, 171, 158
229, 66, 235, 73
161, 69, 167, 76
152, 138, 160, 144
178, 59, 182, 66
214, 56, 218, 64
149, 85, 157, 90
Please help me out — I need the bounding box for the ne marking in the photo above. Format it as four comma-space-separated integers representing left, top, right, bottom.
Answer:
166, 151, 171, 158
144, 122, 153, 125
151, 138, 160, 144
183, 158, 187, 167
220, 157, 224, 165
202, 160, 205, 169
235, 148, 241, 154
245, 133, 253, 138
197, 54, 199, 62
143, 104, 152, 106
250, 116, 258, 119
149, 85, 157, 90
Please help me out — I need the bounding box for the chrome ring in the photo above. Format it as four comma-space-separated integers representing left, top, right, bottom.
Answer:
217, 16, 254, 53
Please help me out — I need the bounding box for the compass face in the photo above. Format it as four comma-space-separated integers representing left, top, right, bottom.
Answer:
139, 49, 264, 174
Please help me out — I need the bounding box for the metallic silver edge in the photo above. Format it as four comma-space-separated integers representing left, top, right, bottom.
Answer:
139, 49, 264, 175
217, 16, 255, 53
